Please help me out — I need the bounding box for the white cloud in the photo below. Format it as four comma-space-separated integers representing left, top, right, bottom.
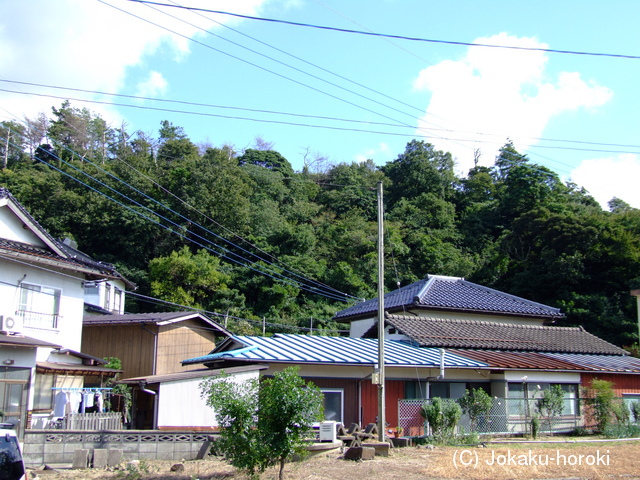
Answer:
570, 154, 640, 210
355, 142, 391, 163
135, 71, 169, 98
0, 0, 270, 124
413, 33, 613, 175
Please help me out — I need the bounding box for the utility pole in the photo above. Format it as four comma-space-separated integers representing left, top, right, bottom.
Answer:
377, 181, 386, 441
631, 290, 640, 347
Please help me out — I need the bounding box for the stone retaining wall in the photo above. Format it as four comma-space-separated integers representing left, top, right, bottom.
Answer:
22, 430, 215, 467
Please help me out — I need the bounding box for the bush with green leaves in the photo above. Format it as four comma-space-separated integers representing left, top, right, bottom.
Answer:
630, 401, 640, 423
582, 379, 625, 433
457, 388, 492, 433
201, 366, 323, 480
536, 385, 565, 433
420, 397, 462, 443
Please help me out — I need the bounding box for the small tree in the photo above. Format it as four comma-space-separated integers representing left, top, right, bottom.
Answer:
457, 388, 492, 433
583, 379, 617, 432
257, 368, 324, 480
201, 366, 323, 480
200, 373, 261, 477
536, 385, 565, 434
420, 397, 462, 443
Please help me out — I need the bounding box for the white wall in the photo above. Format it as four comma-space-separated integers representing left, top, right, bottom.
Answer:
157, 370, 259, 429
0, 259, 85, 352
0, 207, 45, 246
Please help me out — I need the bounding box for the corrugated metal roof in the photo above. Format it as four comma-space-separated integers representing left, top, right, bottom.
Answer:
183, 334, 488, 368
83, 311, 232, 336
449, 350, 586, 371
120, 365, 268, 385
334, 275, 563, 320
545, 353, 640, 373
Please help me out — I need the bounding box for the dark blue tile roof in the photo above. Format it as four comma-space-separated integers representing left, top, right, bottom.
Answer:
334, 275, 563, 320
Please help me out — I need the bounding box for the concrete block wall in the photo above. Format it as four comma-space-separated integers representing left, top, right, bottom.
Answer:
22, 430, 214, 467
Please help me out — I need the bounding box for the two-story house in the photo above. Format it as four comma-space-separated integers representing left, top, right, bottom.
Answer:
0, 188, 129, 435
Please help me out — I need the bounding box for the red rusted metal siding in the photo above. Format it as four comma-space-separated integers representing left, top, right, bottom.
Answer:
361, 379, 404, 428
581, 373, 640, 395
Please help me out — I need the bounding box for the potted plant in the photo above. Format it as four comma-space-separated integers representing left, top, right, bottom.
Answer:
395, 426, 404, 437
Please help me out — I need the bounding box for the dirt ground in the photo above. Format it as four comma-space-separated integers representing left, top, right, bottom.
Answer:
36, 439, 640, 480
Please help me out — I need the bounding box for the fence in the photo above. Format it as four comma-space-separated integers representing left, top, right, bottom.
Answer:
398, 397, 581, 437
22, 430, 215, 467
65, 412, 123, 430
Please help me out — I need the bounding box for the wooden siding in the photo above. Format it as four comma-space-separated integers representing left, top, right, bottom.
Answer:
156, 320, 218, 376
581, 373, 640, 396
81, 324, 156, 379
305, 377, 360, 426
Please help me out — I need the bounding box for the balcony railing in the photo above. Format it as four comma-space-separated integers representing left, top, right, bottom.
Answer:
17, 310, 60, 330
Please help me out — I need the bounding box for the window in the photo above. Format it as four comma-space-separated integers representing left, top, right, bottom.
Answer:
18, 283, 61, 329
104, 283, 111, 310
114, 288, 123, 313
320, 389, 343, 423
507, 383, 578, 416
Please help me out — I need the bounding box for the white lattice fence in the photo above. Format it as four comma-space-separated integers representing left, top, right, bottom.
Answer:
398, 397, 580, 436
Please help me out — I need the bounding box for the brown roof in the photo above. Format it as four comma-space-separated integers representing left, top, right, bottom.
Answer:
36, 362, 121, 376
372, 314, 627, 355
0, 333, 61, 348
448, 350, 587, 371
84, 311, 232, 335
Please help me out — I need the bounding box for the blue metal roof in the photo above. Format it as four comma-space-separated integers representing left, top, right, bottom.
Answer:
182, 334, 487, 368
545, 353, 640, 373
334, 275, 563, 320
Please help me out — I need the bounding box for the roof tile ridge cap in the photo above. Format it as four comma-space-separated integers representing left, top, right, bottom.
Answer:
414, 276, 440, 303
460, 279, 562, 314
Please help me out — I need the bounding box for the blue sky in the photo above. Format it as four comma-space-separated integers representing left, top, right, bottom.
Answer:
2, 0, 640, 209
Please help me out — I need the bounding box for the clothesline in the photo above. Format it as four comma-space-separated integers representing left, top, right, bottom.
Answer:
51, 387, 112, 391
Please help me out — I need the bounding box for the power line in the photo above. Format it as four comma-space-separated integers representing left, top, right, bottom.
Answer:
2, 124, 358, 303
125, 0, 640, 61
4, 86, 639, 160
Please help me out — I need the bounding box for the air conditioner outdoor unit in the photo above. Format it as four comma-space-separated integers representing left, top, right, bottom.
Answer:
318, 421, 337, 442
0, 314, 22, 334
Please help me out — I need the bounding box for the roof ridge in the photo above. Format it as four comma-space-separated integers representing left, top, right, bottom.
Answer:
386, 313, 580, 331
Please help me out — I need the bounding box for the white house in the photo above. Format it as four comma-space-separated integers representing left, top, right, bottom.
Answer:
0, 188, 128, 435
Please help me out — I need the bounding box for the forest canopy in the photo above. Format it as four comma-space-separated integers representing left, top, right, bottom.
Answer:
2, 103, 640, 347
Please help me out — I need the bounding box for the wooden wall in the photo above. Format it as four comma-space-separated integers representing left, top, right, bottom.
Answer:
81, 324, 156, 379
156, 320, 218, 375
306, 377, 360, 426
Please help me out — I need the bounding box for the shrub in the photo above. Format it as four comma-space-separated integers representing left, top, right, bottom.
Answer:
420, 397, 462, 443
201, 366, 323, 480
457, 388, 492, 433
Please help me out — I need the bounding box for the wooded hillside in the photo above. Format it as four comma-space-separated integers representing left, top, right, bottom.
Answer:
2, 103, 639, 347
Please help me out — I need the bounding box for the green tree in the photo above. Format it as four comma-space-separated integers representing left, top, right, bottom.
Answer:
420, 397, 462, 443
458, 388, 492, 433
201, 366, 323, 480
536, 385, 564, 433
149, 246, 231, 310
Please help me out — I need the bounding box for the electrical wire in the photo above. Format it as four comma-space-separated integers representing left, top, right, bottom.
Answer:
125, 0, 640, 61
3, 137, 354, 303
2, 120, 360, 302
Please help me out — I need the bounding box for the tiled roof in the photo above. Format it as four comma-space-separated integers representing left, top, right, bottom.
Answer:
84, 311, 232, 335
367, 314, 627, 355
334, 275, 563, 320
0, 188, 131, 283
182, 333, 488, 368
